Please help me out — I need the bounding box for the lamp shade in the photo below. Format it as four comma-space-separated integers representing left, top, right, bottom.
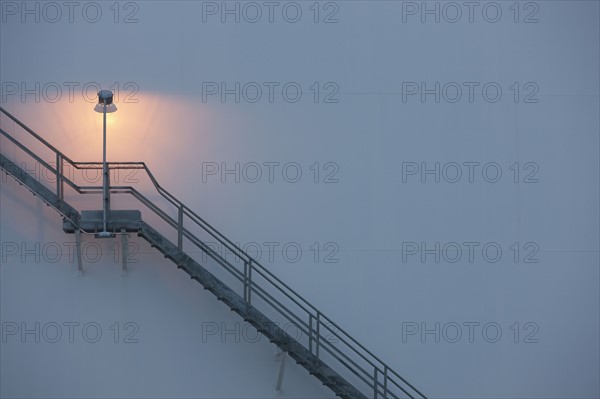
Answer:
94, 103, 118, 113
93, 89, 118, 113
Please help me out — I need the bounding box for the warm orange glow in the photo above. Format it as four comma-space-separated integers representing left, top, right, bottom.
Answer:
1, 91, 249, 215
96, 110, 117, 129
2, 92, 220, 166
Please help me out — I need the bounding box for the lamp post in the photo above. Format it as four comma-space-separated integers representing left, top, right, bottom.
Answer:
93, 90, 117, 238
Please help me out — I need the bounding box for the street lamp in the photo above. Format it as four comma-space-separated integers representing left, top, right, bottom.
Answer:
93, 89, 117, 238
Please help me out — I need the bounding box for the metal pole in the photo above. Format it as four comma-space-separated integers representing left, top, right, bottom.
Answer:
75, 228, 83, 275
247, 260, 252, 305
374, 368, 378, 399
315, 312, 320, 361
178, 206, 183, 264
309, 314, 313, 353
100, 99, 110, 236
55, 153, 63, 201
121, 228, 128, 275
243, 261, 248, 302
275, 350, 288, 393
384, 366, 388, 398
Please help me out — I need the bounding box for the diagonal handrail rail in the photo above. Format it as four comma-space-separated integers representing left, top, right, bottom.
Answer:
0, 106, 427, 399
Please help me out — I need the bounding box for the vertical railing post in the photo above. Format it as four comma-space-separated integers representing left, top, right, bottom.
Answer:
243, 260, 248, 302
247, 259, 252, 306
177, 205, 183, 264
315, 311, 321, 362
308, 314, 314, 354
244, 258, 253, 306
383, 365, 388, 398
55, 153, 63, 202
374, 368, 378, 399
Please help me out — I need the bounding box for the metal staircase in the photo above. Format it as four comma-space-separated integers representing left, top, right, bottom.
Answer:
0, 106, 428, 399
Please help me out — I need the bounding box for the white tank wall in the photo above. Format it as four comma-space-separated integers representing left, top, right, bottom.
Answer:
0, 175, 338, 398
1, 1, 599, 398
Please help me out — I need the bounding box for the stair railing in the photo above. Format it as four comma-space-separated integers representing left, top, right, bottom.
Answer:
0, 106, 427, 399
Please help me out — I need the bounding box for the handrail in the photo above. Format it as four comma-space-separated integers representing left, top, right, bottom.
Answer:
0, 106, 427, 399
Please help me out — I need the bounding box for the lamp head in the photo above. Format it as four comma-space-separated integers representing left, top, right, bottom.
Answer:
93, 90, 118, 113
